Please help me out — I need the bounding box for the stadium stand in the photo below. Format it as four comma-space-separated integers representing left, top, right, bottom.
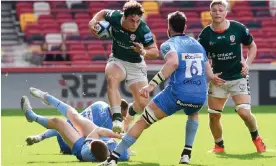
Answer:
1, 0, 276, 66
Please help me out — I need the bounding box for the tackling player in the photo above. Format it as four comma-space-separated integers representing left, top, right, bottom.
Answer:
100, 11, 225, 165
89, 0, 159, 133
21, 87, 130, 162
198, 0, 266, 153
25, 99, 129, 155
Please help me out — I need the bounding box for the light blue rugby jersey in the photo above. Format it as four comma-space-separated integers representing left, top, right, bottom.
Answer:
81, 101, 113, 130
160, 34, 208, 100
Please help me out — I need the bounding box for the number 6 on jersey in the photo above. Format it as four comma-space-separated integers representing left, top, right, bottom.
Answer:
182, 53, 204, 78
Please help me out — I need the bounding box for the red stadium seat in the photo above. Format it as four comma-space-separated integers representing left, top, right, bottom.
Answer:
71, 55, 91, 61
56, 13, 72, 19
69, 44, 86, 51
75, 13, 91, 19
87, 44, 105, 51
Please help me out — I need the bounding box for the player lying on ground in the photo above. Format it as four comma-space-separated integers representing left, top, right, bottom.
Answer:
99, 11, 225, 166
21, 87, 130, 162
198, 0, 266, 153
89, 0, 159, 133
25, 99, 129, 155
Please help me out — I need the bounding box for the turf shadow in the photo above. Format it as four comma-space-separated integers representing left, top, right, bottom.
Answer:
30, 153, 64, 156
118, 161, 160, 166
27, 161, 79, 164
215, 152, 276, 160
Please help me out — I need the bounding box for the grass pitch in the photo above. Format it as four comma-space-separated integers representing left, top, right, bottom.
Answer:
2, 106, 276, 166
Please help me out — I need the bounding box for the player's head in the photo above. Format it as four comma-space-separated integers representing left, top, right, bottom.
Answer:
167, 11, 187, 38
120, 99, 129, 117
210, 0, 228, 23
90, 139, 109, 162
123, 0, 144, 32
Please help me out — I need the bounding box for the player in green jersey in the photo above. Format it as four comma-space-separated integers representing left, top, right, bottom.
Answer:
198, 0, 266, 153
89, 0, 159, 133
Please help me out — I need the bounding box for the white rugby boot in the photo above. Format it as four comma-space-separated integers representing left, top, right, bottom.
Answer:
98, 159, 117, 166
25, 135, 42, 146
179, 155, 190, 164
21, 96, 34, 123
29, 87, 49, 105
112, 120, 123, 133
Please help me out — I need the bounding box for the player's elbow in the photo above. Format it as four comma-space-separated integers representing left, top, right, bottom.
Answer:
147, 48, 159, 59
152, 49, 159, 59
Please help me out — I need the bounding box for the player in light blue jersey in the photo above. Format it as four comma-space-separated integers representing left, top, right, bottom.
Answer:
100, 11, 225, 166
21, 87, 130, 162
25, 100, 128, 155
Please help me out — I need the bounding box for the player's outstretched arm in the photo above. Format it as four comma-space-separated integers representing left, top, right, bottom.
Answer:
87, 127, 123, 140
140, 52, 178, 98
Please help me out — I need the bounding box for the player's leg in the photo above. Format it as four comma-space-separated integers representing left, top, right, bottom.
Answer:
177, 96, 205, 164
124, 81, 150, 131
30, 87, 97, 137
207, 83, 228, 152
100, 101, 167, 165
178, 112, 199, 164
230, 78, 266, 152
124, 62, 149, 131
57, 134, 72, 154
105, 57, 126, 132
21, 96, 81, 148
99, 88, 175, 165
26, 129, 59, 146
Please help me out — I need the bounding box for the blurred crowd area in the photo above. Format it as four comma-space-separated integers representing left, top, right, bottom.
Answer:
1, 0, 276, 66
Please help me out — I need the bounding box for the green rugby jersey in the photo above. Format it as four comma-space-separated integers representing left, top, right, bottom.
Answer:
104, 10, 154, 63
198, 20, 253, 80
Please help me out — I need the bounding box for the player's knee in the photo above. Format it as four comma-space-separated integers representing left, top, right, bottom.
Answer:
51, 117, 62, 124
106, 75, 120, 86
141, 106, 158, 126
133, 100, 147, 112
236, 104, 252, 121
235, 104, 251, 112
208, 108, 222, 116
208, 111, 221, 122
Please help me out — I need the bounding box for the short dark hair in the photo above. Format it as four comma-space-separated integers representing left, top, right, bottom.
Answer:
168, 11, 187, 33
90, 140, 109, 162
123, 0, 144, 17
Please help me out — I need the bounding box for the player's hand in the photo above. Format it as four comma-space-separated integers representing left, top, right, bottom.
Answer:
241, 61, 249, 76
139, 84, 155, 98
131, 42, 144, 55
88, 19, 99, 35
211, 73, 226, 87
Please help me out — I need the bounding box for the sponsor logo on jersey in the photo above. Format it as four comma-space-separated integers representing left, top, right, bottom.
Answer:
209, 41, 215, 46
130, 34, 136, 41
212, 52, 235, 60
176, 100, 202, 108
217, 36, 225, 39
182, 53, 204, 60
85, 109, 93, 120
161, 44, 171, 56
144, 32, 153, 43
230, 35, 235, 42
183, 79, 202, 86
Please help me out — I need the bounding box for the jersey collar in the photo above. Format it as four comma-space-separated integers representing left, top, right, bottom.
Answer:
210, 20, 230, 33
171, 33, 186, 38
